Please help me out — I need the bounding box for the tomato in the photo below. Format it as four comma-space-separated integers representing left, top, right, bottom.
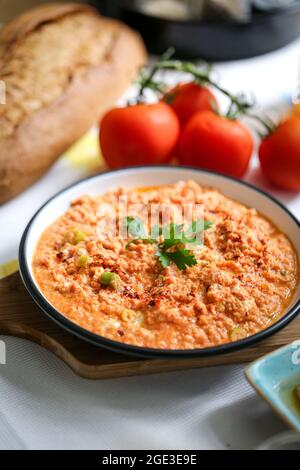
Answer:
259, 115, 300, 190
100, 102, 180, 169
164, 82, 218, 128
178, 111, 253, 178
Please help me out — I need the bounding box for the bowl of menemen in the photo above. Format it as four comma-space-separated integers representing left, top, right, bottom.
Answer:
19, 166, 300, 358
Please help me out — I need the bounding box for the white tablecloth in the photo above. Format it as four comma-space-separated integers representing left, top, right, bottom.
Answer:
0, 39, 299, 450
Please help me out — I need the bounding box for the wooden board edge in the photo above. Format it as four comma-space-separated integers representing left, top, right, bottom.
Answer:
0, 320, 285, 380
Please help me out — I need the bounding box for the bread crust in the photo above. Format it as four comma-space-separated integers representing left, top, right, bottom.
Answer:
0, 3, 96, 67
0, 3, 146, 203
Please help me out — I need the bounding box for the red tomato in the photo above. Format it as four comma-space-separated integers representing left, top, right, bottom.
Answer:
164, 82, 218, 128
259, 115, 300, 191
178, 111, 253, 178
100, 102, 180, 169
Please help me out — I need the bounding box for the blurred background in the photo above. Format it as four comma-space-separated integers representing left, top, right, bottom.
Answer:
1, 0, 300, 60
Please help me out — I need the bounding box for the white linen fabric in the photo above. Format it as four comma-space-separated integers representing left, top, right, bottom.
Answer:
0, 337, 286, 450
0, 39, 299, 450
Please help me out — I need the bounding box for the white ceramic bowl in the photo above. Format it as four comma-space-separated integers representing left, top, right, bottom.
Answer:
19, 166, 300, 358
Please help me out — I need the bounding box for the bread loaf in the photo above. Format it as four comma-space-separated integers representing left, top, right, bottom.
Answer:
0, 3, 146, 203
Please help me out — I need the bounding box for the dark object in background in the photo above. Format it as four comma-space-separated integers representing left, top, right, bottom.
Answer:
90, 0, 300, 61
89, 0, 120, 16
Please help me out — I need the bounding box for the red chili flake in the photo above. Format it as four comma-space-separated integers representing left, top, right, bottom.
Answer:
123, 286, 140, 299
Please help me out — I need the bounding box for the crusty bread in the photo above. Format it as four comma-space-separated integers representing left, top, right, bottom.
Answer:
0, 3, 146, 203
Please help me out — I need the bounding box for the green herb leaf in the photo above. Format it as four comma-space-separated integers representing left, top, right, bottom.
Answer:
125, 216, 147, 238
125, 216, 157, 248
204, 220, 213, 230
150, 224, 162, 240
182, 219, 213, 245
165, 249, 198, 271
156, 251, 170, 269
125, 216, 212, 271
161, 223, 184, 249
189, 219, 213, 232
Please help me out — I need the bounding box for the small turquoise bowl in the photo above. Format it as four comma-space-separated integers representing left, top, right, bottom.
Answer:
245, 342, 300, 432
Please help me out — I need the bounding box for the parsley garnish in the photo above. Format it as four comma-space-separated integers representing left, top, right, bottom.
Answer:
157, 249, 198, 270
125, 216, 156, 247
125, 217, 212, 271
126, 216, 147, 238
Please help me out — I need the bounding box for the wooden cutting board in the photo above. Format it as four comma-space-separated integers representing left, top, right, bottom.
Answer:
0, 272, 299, 380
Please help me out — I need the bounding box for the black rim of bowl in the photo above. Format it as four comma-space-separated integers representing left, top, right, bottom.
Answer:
19, 166, 300, 359
121, 1, 300, 26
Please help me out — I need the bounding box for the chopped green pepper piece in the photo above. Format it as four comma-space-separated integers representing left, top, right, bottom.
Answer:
73, 228, 87, 244
65, 227, 87, 245
77, 254, 89, 268
100, 272, 122, 290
